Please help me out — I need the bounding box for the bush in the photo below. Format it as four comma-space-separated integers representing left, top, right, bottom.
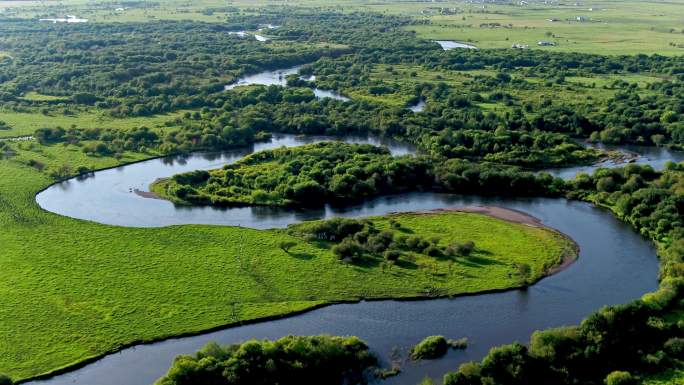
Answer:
604, 371, 637, 385
425, 245, 442, 258
457, 241, 475, 256
411, 336, 449, 360
333, 238, 364, 261
664, 337, 684, 358
309, 218, 365, 242
366, 231, 394, 253
173, 170, 210, 185
384, 249, 401, 261
278, 241, 297, 253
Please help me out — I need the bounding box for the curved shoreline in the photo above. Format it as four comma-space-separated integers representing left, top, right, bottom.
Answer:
23, 136, 668, 385
18, 273, 567, 385
18, 207, 578, 384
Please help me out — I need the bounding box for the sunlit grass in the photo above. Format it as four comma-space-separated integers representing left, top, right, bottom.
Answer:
0, 141, 573, 381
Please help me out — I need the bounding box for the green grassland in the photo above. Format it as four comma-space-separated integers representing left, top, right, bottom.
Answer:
0, 141, 573, 381
4, 0, 682, 55
0, 108, 185, 138
327, 62, 651, 111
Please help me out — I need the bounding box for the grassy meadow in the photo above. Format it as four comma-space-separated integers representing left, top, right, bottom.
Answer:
0, 109, 185, 138
0, 140, 574, 381
3, 0, 682, 55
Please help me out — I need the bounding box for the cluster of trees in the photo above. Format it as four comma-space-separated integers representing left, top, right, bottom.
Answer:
0, 18, 346, 115
9, 8, 680, 165
568, 162, 683, 243
291, 216, 476, 265
155, 335, 378, 385
442, 300, 684, 385
0, 7, 681, 161
162, 142, 566, 208
164, 143, 433, 206
35, 117, 265, 156
590, 82, 684, 146
441, 162, 684, 385
423, 128, 600, 167
301, 41, 683, 149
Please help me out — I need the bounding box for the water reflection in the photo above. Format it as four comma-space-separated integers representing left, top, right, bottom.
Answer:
30, 134, 678, 385
27, 198, 659, 385
36, 134, 416, 228
434, 40, 478, 50
409, 99, 426, 112
224, 66, 349, 101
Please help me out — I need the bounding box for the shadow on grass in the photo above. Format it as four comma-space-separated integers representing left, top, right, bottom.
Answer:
288, 252, 316, 260
396, 258, 418, 270
455, 254, 504, 268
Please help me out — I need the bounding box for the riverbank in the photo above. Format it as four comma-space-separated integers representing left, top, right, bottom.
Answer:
430, 205, 579, 275
0, 142, 576, 382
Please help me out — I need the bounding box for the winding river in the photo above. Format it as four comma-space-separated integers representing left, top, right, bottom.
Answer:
31, 132, 681, 385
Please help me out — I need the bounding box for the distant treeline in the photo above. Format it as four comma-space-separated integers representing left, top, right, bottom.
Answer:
0, 9, 681, 154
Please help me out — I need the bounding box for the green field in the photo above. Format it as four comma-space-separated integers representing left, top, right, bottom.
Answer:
0, 109, 185, 138
0, 141, 573, 381
4, 0, 683, 54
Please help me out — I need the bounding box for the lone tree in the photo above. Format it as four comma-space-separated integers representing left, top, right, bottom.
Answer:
278, 241, 297, 254
517, 263, 532, 284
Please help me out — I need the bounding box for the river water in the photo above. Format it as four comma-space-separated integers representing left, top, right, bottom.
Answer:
30, 133, 672, 385
224, 66, 350, 101
434, 41, 478, 50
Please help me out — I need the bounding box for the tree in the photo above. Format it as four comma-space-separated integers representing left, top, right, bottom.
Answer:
480, 343, 540, 385
384, 249, 401, 262
444, 362, 481, 385
517, 263, 532, 284
278, 241, 297, 254
72, 92, 97, 105
332, 238, 364, 261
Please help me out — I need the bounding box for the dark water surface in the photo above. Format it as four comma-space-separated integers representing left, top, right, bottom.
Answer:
36, 134, 415, 228
31, 134, 675, 385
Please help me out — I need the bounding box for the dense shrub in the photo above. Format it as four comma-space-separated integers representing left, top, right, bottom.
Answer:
155, 335, 377, 385
411, 336, 449, 360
